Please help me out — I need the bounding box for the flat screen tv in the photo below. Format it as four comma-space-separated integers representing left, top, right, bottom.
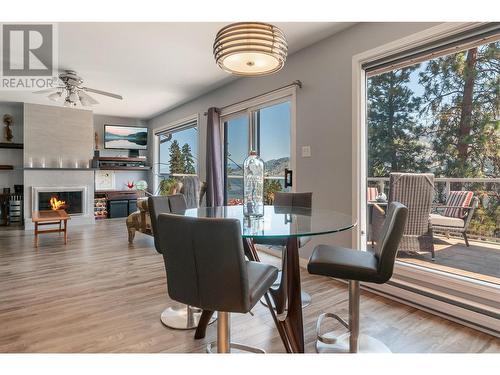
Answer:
104, 125, 148, 150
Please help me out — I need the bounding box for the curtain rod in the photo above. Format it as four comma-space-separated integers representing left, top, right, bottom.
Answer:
204, 80, 302, 116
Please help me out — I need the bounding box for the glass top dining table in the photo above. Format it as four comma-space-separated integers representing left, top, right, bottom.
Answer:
184, 205, 356, 353
184, 205, 356, 239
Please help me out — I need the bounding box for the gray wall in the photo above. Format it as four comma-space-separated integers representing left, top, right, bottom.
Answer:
0, 102, 24, 191
93, 115, 149, 190
148, 22, 439, 258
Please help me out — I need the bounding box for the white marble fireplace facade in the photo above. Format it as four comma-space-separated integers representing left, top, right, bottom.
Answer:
23, 103, 95, 230
24, 170, 95, 229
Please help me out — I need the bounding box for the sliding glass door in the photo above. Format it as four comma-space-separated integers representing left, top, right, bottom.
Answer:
355, 26, 500, 332
223, 100, 292, 205
365, 37, 499, 286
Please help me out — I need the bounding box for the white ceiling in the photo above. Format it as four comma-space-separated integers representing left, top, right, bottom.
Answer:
0, 22, 354, 119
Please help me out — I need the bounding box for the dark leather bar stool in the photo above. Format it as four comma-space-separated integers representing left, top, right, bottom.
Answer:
149, 195, 214, 330
254, 192, 313, 308
168, 193, 188, 214
158, 213, 278, 353
307, 202, 408, 353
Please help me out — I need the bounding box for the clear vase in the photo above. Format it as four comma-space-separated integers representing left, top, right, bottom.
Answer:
243, 150, 264, 217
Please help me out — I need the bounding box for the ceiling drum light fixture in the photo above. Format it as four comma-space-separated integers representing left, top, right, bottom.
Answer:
213, 22, 288, 76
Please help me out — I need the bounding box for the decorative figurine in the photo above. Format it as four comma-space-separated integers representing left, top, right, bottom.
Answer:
3, 114, 13, 143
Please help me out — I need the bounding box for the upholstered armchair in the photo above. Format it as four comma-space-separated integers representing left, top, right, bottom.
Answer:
126, 177, 206, 243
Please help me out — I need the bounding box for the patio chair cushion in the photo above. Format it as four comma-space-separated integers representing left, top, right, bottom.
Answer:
444, 191, 473, 218
430, 213, 464, 228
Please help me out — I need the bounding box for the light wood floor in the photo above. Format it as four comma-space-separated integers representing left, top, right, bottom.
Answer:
0, 219, 498, 353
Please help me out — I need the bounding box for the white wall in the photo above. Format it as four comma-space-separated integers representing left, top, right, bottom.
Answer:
93, 114, 149, 190
148, 22, 440, 258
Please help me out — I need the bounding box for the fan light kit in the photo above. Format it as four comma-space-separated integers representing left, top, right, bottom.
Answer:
34, 70, 123, 107
213, 22, 288, 76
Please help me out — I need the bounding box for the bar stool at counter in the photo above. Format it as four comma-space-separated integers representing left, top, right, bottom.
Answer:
149, 195, 214, 330
158, 213, 278, 353
307, 202, 408, 353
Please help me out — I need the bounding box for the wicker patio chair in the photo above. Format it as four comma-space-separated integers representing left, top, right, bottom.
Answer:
430, 191, 479, 247
373, 173, 436, 259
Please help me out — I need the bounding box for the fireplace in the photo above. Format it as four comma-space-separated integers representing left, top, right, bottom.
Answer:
32, 186, 87, 216
38, 191, 83, 214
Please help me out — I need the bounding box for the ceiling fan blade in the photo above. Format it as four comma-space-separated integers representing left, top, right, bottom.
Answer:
82, 87, 123, 100
33, 87, 64, 94
78, 90, 99, 106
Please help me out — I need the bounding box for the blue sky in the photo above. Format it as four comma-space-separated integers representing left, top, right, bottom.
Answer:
408, 62, 426, 97
226, 101, 291, 165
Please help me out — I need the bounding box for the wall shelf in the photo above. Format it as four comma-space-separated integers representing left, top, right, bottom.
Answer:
0, 142, 23, 149
23, 167, 96, 171
99, 167, 151, 171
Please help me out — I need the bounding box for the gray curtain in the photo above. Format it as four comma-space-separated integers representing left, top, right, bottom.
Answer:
205, 107, 223, 207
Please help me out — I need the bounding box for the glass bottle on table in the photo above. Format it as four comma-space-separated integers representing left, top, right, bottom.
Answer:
243, 150, 264, 217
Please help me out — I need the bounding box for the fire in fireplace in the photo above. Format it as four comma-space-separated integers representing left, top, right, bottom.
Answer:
38, 191, 83, 215
50, 196, 66, 210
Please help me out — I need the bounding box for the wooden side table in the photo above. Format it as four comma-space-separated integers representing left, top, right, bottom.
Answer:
32, 210, 70, 247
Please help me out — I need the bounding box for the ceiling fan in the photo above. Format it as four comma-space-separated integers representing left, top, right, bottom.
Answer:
33, 70, 123, 107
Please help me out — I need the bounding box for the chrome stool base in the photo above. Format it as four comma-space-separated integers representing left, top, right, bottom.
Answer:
314, 281, 391, 353
207, 311, 265, 354
206, 342, 265, 354
316, 332, 391, 353
160, 305, 216, 330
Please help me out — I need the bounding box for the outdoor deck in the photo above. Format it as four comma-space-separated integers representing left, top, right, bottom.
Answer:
397, 234, 500, 285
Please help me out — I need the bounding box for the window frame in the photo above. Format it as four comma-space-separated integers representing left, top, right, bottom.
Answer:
220, 88, 297, 204
152, 114, 199, 191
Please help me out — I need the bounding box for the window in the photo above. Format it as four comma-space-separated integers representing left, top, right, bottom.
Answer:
158, 120, 198, 177
223, 100, 292, 205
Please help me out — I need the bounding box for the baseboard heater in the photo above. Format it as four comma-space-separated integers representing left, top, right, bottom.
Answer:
361, 280, 500, 338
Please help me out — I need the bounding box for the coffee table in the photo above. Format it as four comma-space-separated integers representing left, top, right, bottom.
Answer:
32, 210, 70, 247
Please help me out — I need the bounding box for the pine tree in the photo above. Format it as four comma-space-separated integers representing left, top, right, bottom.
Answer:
419, 42, 499, 238
419, 42, 499, 178
181, 143, 196, 174
168, 140, 184, 174
367, 66, 427, 177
